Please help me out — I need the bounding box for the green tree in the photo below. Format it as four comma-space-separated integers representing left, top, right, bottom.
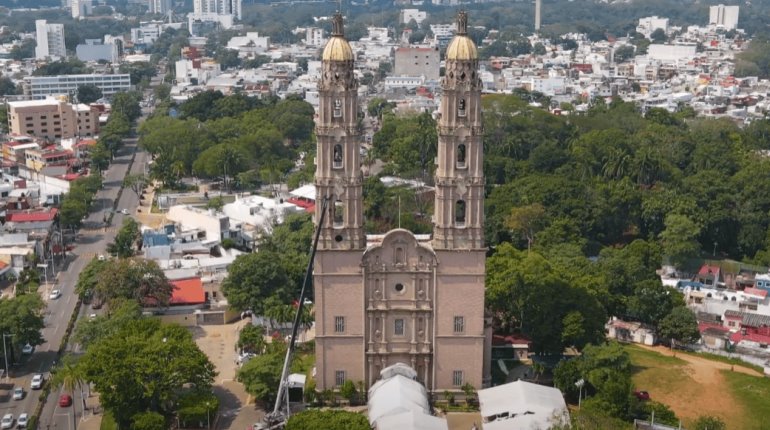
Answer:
339, 380, 357, 404
0, 76, 17, 96
79, 319, 216, 427
89, 141, 111, 172
94, 259, 173, 308
658, 307, 700, 346
285, 410, 370, 430
107, 218, 141, 258
661, 213, 702, 268
0, 294, 46, 357
74, 299, 141, 349
625, 280, 683, 327
76, 84, 103, 104
131, 412, 166, 430
111, 91, 142, 121
650, 28, 667, 43
123, 173, 147, 198
75, 257, 108, 299
51, 356, 88, 419
613, 45, 635, 63
236, 349, 284, 404
237, 324, 266, 354
221, 251, 290, 313
506, 203, 547, 252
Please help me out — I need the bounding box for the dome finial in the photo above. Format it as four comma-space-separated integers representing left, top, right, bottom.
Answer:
332, 12, 344, 37
456, 10, 468, 36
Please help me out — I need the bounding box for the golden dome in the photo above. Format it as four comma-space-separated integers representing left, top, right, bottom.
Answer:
445, 35, 478, 61
322, 36, 354, 62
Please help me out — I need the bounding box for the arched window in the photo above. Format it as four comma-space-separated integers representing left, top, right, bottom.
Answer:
458, 98, 466, 117
333, 144, 343, 168
457, 144, 466, 168
333, 99, 342, 118
455, 200, 466, 226
333, 197, 344, 227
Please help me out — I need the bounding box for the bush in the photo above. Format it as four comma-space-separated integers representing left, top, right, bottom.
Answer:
177, 392, 220, 428
285, 410, 369, 430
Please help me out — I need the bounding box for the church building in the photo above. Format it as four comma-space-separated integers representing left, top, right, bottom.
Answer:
313, 11, 491, 394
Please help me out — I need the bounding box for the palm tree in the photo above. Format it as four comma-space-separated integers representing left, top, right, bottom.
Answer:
52, 357, 88, 428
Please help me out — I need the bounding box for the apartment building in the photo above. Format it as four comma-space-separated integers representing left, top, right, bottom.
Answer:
22, 74, 131, 99
35, 20, 66, 60
7, 99, 99, 141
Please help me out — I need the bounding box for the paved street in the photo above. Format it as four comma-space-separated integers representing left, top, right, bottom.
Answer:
0, 102, 152, 430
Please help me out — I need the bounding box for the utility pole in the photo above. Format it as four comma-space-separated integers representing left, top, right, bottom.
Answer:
2, 333, 13, 381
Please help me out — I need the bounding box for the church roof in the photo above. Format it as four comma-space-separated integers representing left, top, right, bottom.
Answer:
446, 11, 478, 61
322, 12, 354, 62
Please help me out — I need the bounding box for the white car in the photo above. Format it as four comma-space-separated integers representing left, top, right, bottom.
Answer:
21, 344, 33, 355
30, 374, 43, 390
121, 209, 129, 215
16, 414, 28, 428
1, 414, 12, 430
49, 289, 61, 300
12, 387, 23, 400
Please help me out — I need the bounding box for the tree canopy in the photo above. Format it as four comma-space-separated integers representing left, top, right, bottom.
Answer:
285, 410, 370, 430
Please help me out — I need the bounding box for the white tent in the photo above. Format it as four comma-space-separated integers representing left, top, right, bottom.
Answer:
377, 409, 449, 430
478, 380, 569, 429
368, 363, 448, 430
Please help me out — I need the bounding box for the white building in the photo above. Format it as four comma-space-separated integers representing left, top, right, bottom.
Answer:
193, 0, 241, 19
175, 59, 221, 85
22, 74, 131, 99
166, 205, 231, 242
710, 4, 740, 30
222, 195, 303, 231
148, 0, 172, 14
226, 32, 270, 55
35, 20, 66, 60
306, 28, 325, 47
71, 0, 92, 18
637, 16, 669, 39
400, 9, 427, 25
76, 39, 120, 63
131, 21, 164, 46
647, 44, 698, 62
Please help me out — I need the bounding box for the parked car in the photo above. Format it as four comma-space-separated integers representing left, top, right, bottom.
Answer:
1, 414, 12, 430
634, 389, 650, 401
21, 344, 33, 355
121, 209, 129, 215
16, 414, 28, 428
12, 387, 23, 400
58, 394, 72, 407
30, 374, 43, 390
49, 289, 61, 300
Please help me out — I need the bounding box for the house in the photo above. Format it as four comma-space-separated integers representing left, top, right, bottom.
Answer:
169, 277, 206, 307
286, 184, 315, 213
491, 334, 531, 361
700, 324, 731, 350
477, 380, 569, 430
606, 317, 656, 345
696, 264, 724, 288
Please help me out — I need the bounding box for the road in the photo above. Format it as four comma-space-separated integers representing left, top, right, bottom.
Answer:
0, 102, 152, 430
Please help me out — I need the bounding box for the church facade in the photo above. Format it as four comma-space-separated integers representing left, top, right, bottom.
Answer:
313, 12, 491, 394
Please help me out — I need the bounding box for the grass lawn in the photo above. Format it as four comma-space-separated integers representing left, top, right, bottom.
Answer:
681, 350, 765, 374
721, 370, 770, 430
625, 344, 690, 396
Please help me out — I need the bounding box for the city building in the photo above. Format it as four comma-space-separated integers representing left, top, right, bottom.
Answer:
76, 39, 121, 63
22, 74, 131, 99
131, 21, 164, 46
148, 0, 172, 14
71, 0, 92, 18
7, 98, 99, 141
394, 46, 440, 80
637, 16, 669, 39
710, 4, 739, 30
193, 0, 241, 20
313, 12, 490, 395
400, 9, 427, 25
305, 27, 325, 47
35, 20, 66, 60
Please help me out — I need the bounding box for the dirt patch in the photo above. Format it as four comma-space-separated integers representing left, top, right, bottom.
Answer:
636, 345, 760, 428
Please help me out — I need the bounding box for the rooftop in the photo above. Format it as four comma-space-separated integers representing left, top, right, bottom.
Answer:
169, 277, 206, 305
6, 208, 58, 223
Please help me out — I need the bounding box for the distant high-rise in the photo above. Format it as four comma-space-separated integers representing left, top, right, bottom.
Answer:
709, 4, 739, 30
193, 0, 241, 19
148, 0, 172, 14
535, 0, 541, 32
71, 0, 92, 18
35, 20, 66, 60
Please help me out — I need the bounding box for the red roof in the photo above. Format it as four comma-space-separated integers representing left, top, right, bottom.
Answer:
169, 277, 205, 305
730, 330, 770, 345
743, 287, 768, 299
699, 265, 721, 276
42, 150, 72, 159
698, 322, 729, 333
286, 198, 315, 213
6, 208, 58, 222
59, 173, 82, 181
492, 334, 532, 347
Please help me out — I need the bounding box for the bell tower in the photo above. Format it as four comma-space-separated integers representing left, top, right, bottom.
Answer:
315, 12, 365, 250
433, 11, 484, 250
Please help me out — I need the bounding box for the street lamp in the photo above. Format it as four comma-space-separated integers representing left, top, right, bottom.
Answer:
2, 333, 14, 381
575, 378, 585, 408
37, 263, 49, 287
205, 402, 210, 429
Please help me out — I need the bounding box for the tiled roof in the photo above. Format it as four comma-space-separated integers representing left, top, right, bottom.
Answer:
169, 277, 205, 305
6, 208, 58, 222
724, 310, 770, 328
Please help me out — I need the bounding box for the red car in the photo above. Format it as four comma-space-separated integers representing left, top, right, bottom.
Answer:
634, 390, 650, 401
58, 394, 72, 407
